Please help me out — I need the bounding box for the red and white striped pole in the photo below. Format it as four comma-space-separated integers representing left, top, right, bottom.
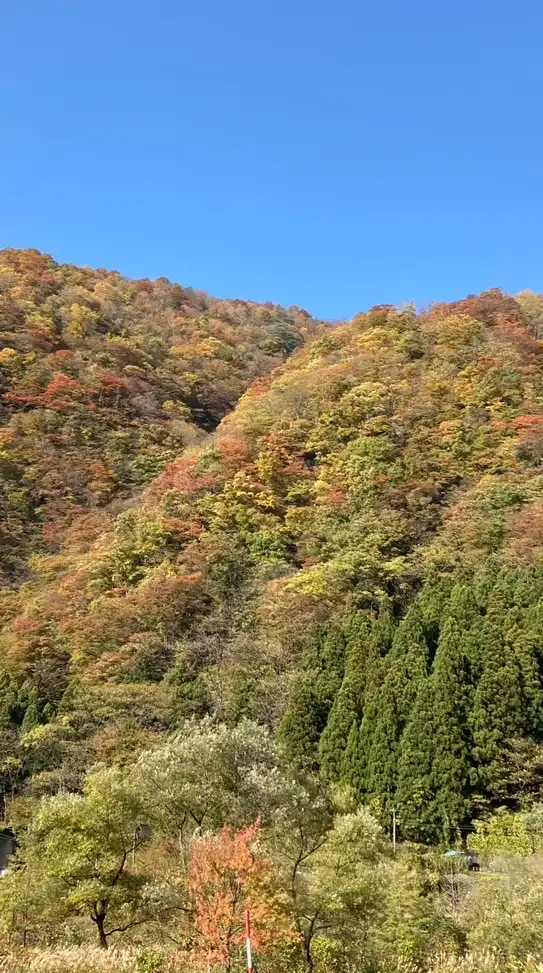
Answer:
245, 908, 253, 973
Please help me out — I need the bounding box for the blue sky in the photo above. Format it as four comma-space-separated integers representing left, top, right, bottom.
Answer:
1, 0, 542, 320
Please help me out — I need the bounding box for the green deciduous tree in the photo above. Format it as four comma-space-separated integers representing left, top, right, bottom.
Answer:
133, 717, 296, 840
0, 766, 151, 948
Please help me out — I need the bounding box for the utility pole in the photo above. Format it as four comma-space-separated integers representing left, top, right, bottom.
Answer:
245, 908, 253, 973
392, 808, 397, 854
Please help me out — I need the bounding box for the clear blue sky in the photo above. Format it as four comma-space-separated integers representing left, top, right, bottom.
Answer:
1, 0, 542, 320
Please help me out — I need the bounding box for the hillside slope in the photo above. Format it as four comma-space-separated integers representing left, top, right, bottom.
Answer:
2, 272, 543, 836
0, 248, 317, 579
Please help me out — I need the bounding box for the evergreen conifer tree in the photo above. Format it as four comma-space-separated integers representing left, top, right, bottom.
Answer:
278, 680, 329, 766
0, 671, 19, 729
524, 602, 543, 696
333, 601, 396, 797
319, 648, 365, 781
345, 655, 384, 799
279, 625, 346, 766
362, 605, 428, 813
395, 583, 480, 841
368, 598, 396, 657
429, 630, 475, 837
319, 612, 378, 781
395, 676, 439, 841
20, 688, 42, 735
429, 585, 479, 837
486, 568, 519, 615
417, 568, 457, 654
513, 565, 543, 609
470, 601, 539, 805
340, 718, 365, 794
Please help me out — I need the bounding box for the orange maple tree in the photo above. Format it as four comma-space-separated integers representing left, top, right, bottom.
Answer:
187, 822, 295, 971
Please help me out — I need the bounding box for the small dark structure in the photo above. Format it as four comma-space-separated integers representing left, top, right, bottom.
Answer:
0, 829, 16, 874
444, 848, 481, 874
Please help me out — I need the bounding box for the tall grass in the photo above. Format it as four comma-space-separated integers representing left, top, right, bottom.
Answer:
2, 949, 543, 973
0, 946, 187, 973
396, 956, 543, 973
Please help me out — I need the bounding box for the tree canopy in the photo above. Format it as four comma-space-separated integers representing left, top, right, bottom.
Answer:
3, 254, 543, 970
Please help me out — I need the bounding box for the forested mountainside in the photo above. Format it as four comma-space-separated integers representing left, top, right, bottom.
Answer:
3, 262, 543, 826
4, 260, 543, 967
0, 249, 316, 579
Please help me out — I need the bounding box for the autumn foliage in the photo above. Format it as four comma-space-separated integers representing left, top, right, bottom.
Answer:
0, 247, 317, 574
188, 822, 295, 969
3, 249, 543, 851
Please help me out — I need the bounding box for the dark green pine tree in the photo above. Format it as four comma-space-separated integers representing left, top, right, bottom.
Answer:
395, 676, 439, 842
428, 585, 480, 838
362, 604, 429, 814
509, 620, 543, 737
342, 611, 372, 653
470, 598, 541, 807
340, 719, 365, 794
350, 655, 384, 799
473, 559, 501, 611
278, 680, 331, 766
417, 568, 458, 641
319, 611, 381, 781
430, 640, 475, 837
0, 671, 20, 729
330, 601, 396, 795
525, 602, 543, 700
513, 564, 543, 610
396, 583, 480, 842
319, 645, 365, 782
279, 624, 346, 767
366, 597, 396, 658
20, 688, 42, 735
486, 568, 519, 615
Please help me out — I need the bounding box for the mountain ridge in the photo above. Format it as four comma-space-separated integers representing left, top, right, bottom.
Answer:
2, 251, 543, 839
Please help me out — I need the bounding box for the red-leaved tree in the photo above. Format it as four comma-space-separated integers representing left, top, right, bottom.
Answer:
187, 822, 295, 971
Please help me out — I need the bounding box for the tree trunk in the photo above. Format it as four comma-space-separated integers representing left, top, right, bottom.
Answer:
303, 934, 314, 973
93, 911, 108, 949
